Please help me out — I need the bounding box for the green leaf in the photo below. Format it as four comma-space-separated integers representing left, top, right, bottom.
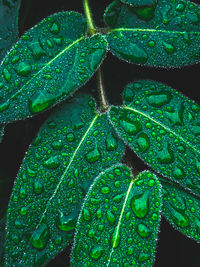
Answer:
0, 11, 107, 123
104, 0, 200, 67
109, 80, 200, 196
5, 94, 125, 266
160, 177, 200, 243
120, 0, 156, 7
0, 0, 21, 61
71, 165, 162, 266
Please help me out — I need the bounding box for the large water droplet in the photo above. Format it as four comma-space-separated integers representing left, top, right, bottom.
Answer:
29, 40, 45, 60
43, 155, 60, 169
50, 22, 60, 34
15, 62, 32, 76
121, 120, 141, 135
29, 92, 56, 114
157, 144, 174, 164
85, 146, 100, 163
137, 133, 149, 152
106, 132, 117, 151
147, 91, 171, 107
169, 205, 189, 228
131, 191, 149, 218
118, 42, 148, 63
57, 211, 77, 231
34, 181, 44, 195
29, 223, 49, 249
110, 227, 120, 248
138, 252, 150, 262
90, 246, 103, 260
107, 211, 115, 225
136, 223, 152, 238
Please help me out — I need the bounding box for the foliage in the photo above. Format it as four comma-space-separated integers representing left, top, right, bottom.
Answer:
0, 0, 200, 266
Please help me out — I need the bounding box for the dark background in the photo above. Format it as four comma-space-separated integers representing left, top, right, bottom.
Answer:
0, 0, 200, 266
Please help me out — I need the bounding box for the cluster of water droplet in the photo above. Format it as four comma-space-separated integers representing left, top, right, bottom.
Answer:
109, 80, 200, 196
0, 11, 107, 123
105, 0, 200, 67
5, 95, 124, 266
161, 178, 200, 242
72, 165, 161, 266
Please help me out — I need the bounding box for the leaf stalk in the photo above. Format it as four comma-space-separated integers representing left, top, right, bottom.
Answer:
97, 68, 109, 112
83, 0, 96, 35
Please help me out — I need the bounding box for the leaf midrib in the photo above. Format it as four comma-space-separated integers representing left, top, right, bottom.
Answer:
107, 179, 134, 266
3, 36, 85, 104
18, 113, 99, 264
124, 106, 200, 155
109, 28, 200, 35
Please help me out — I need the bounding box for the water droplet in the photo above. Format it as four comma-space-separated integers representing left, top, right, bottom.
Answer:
121, 120, 141, 135
157, 144, 174, 164
136, 223, 152, 238
90, 246, 103, 260
110, 227, 120, 248
85, 147, 100, 163
163, 42, 176, 54
43, 155, 60, 169
15, 62, 32, 76
2, 68, 11, 82
106, 133, 117, 151
101, 186, 110, 194
131, 191, 149, 218
113, 194, 123, 203
169, 205, 189, 228
27, 167, 36, 177
52, 140, 62, 150
137, 133, 149, 152
147, 91, 171, 107
66, 133, 75, 142
50, 22, 60, 34
196, 219, 200, 234
138, 252, 150, 262
29, 40, 45, 60
107, 211, 115, 225
19, 187, 27, 199
29, 92, 56, 114
174, 166, 184, 179
53, 37, 63, 46
83, 208, 91, 221
57, 211, 77, 231
0, 102, 9, 112
30, 223, 49, 249
34, 181, 44, 195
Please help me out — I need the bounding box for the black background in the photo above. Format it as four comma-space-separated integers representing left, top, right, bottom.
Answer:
0, 0, 200, 266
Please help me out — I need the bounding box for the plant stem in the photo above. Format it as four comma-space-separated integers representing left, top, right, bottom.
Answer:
97, 68, 109, 112
83, 0, 96, 35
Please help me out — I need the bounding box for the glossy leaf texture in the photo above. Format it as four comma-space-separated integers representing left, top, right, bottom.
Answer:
0, 0, 21, 61
109, 80, 200, 196
120, 0, 157, 7
160, 177, 200, 243
5, 94, 125, 266
104, 0, 200, 67
71, 165, 162, 266
0, 11, 107, 123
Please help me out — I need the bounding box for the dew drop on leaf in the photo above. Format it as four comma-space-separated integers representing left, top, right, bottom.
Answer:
131, 191, 149, 218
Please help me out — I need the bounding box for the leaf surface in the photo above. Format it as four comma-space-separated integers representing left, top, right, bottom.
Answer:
5, 94, 125, 266
71, 165, 162, 266
109, 80, 200, 196
161, 178, 200, 243
104, 0, 200, 67
0, 11, 107, 123
0, 0, 21, 61
120, 0, 156, 7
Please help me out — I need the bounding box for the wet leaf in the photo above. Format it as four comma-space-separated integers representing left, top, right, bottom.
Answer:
120, 0, 157, 7
109, 80, 200, 196
161, 177, 200, 243
71, 166, 162, 266
104, 0, 200, 67
0, 11, 107, 123
5, 94, 125, 266
0, 0, 21, 61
